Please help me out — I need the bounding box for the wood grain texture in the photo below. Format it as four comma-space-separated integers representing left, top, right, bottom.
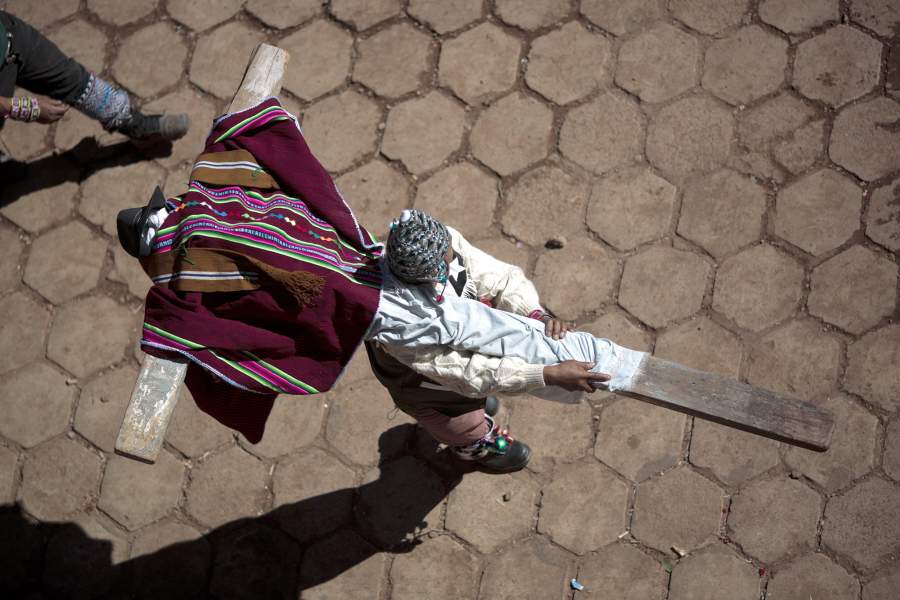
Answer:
623, 356, 834, 451
228, 43, 289, 113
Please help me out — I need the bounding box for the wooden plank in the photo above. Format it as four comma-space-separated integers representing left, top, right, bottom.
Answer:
115, 355, 188, 462
115, 43, 290, 463
621, 356, 834, 451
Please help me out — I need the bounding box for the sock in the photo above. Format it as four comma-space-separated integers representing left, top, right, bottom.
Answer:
74, 73, 132, 132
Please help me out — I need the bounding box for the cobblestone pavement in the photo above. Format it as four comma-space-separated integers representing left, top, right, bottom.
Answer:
1, 0, 899, 598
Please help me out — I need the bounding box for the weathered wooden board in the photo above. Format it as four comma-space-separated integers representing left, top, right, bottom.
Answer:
115, 43, 290, 462
621, 356, 834, 451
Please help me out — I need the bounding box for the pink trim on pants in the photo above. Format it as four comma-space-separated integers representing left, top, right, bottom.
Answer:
410, 407, 488, 446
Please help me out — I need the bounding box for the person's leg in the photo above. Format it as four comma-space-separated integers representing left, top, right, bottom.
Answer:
411, 406, 489, 446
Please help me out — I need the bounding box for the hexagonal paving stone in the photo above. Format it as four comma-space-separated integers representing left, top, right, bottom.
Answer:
748, 319, 841, 401
669, 545, 760, 600
560, 91, 645, 175
539, 461, 629, 554
354, 23, 432, 98
301, 90, 381, 172
0, 445, 17, 503
24, 222, 106, 305
703, 26, 788, 106
507, 397, 593, 472
768, 553, 859, 600
823, 477, 900, 571
713, 244, 803, 332
677, 170, 766, 260
1, 180, 77, 233
190, 21, 267, 99
5, 0, 79, 27
20, 437, 102, 520
337, 160, 410, 237
581, 310, 654, 352
109, 244, 152, 300
74, 365, 138, 453
670, 0, 750, 35
168, 0, 242, 31
143, 86, 225, 171
299, 529, 386, 598
356, 456, 445, 547
473, 237, 531, 275
501, 164, 590, 246
48, 18, 108, 73
850, 0, 900, 37
81, 162, 167, 236
240, 394, 325, 458
526, 22, 610, 105
886, 420, 900, 482
209, 523, 301, 599
786, 394, 878, 491
690, 418, 781, 486
186, 445, 268, 528
385, 93, 464, 173
330, 0, 400, 30
864, 565, 900, 600
470, 92, 553, 176
281, 20, 353, 101
760, 0, 839, 33
130, 520, 210, 599
438, 22, 521, 104
729, 477, 822, 562
588, 166, 675, 252
0, 292, 51, 376
775, 168, 861, 256
867, 177, 900, 252
325, 380, 414, 465
390, 535, 478, 599
632, 466, 722, 553
581, 0, 664, 36
42, 511, 129, 599
480, 539, 571, 599
533, 238, 618, 320
795, 25, 882, 108
830, 97, 900, 182
88, 0, 156, 25
99, 451, 185, 530
647, 96, 735, 180
112, 23, 187, 99
774, 119, 826, 174
414, 163, 497, 239
616, 23, 700, 104
595, 397, 686, 481
845, 325, 900, 412
737, 92, 818, 152
0, 226, 23, 292
48, 296, 136, 378
809, 245, 896, 335
619, 246, 711, 329
246, 0, 320, 29
272, 447, 356, 542
579, 543, 666, 599
494, 0, 569, 29
446, 471, 539, 553
655, 317, 742, 377
407, 0, 482, 33
0, 362, 73, 448
165, 387, 234, 457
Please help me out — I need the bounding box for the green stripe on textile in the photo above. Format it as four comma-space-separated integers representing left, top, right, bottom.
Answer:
214, 106, 288, 143
144, 323, 205, 349
243, 352, 319, 393
207, 350, 285, 393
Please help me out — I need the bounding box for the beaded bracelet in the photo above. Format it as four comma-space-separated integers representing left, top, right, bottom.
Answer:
5, 96, 40, 122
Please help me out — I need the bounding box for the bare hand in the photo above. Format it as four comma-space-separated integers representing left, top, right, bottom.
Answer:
36, 97, 68, 123
544, 317, 572, 340
543, 361, 610, 393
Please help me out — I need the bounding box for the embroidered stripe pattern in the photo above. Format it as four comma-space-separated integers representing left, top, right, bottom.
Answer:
214, 105, 293, 143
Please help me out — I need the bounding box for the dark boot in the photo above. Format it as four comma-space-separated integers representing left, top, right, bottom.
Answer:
119, 112, 190, 141
452, 415, 531, 473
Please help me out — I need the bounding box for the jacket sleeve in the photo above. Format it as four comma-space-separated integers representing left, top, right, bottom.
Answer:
380, 342, 546, 399
448, 227, 545, 318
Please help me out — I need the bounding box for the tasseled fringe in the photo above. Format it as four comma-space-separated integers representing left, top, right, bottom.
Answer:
245, 256, 325, 307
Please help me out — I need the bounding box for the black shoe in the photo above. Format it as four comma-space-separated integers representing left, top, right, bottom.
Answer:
452, 415, 531, 473
485, 395, 500, 417
120, 112, 190, 141
473, 439, 531, 473
116, 186, 167, 258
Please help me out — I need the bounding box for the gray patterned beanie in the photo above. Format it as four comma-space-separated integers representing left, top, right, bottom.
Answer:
386, 209, 450, 283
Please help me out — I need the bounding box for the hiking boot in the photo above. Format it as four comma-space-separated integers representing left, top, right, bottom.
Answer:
119, 112, 190, 141
452, 415, 531, 473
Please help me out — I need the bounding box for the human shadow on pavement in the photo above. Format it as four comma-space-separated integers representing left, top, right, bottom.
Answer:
0, 137, 172, 207
1, 424, 467, 599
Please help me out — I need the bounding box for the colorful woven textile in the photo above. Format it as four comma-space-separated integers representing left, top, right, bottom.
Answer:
140, 98, 383, 440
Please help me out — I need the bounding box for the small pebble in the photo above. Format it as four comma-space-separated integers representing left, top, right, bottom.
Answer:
502, 492, 512, 502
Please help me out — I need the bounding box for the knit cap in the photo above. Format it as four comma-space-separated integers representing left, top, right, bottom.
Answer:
386, 209, 450, 283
